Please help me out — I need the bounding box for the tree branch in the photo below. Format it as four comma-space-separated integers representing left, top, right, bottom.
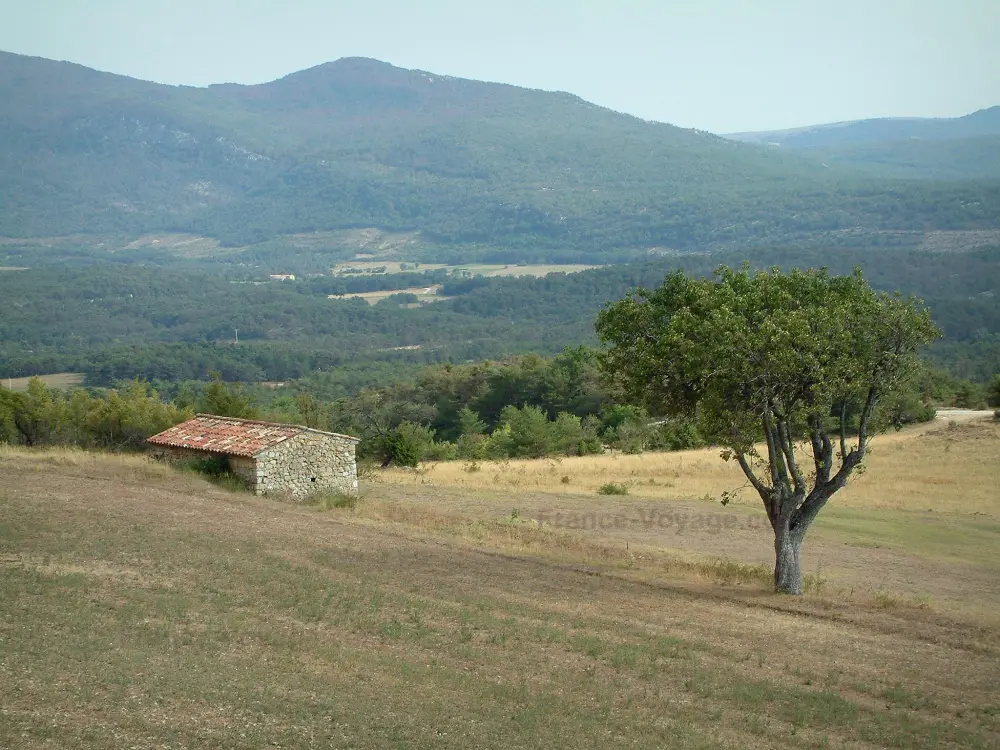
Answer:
791, 485, 834, 535
762, 410, 785, 490
839, 401, 848, 463
776, 418, 806, 498
830, 385, 878, 489
807, 415, 832, 484
734, 451, 771, 498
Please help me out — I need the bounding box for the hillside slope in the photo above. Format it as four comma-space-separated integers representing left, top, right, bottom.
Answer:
726, 107, 1000, 148
2, 51, 999, 259
726, 107, 1000, 180
1, 441, 998, 747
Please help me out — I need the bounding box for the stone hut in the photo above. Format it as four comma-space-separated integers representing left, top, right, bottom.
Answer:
147, 414, 360, 497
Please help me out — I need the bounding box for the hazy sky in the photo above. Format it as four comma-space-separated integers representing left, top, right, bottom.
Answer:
1, 0, 997, 133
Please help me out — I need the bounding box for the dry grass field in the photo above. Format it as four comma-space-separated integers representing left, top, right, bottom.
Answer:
378, 415, 1000, 610
331, 261, 599, 277
328, 285, 446, 304
119, 233, 226, 258
0, 372, 84, 391
1, 418, 999, 747
384, 414, 1000, 515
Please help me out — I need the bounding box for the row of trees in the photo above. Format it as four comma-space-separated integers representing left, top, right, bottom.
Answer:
0, 379, 191, 450
0, 373, 259, 450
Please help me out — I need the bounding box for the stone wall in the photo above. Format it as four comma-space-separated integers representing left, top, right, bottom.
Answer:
227, 456, 258, 492
253, 431, 359, 498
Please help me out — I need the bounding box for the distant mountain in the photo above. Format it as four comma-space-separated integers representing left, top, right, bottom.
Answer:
726, 107, 1000, 148
2, 51, 999, 261
725, 108, 1000, 181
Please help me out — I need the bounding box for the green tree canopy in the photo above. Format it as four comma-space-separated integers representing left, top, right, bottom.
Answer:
201, 372, 260, 420
596, 266, 939, 594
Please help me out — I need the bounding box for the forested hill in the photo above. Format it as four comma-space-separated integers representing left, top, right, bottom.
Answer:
726, 107, 1000, 148
725, 107, 1000, 181
2, 50, 999, 260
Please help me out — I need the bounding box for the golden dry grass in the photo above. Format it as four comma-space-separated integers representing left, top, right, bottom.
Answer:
385, 418, 1000, 517
0, 372, 84, 391
0, 444, 174, 480
2, 445, 999, 747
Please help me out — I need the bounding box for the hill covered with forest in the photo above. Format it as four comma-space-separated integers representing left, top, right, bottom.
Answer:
726, 107, 1000, 181
2, 51, 999, 263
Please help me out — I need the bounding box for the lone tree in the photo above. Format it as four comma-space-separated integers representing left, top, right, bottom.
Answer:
596, 266, 939, 594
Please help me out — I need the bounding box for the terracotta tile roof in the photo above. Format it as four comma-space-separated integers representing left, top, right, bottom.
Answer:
147, 414, 358, 458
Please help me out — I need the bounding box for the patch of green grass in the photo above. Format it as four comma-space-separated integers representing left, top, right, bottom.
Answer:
814, 506, 1000, 571
597, 482, 629, 496
305, 490, 360, 510
711, 559, 773, 586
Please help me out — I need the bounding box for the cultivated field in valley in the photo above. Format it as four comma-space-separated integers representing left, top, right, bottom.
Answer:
328, 285, 445, 305
0, 372, 84, 391
331, 261, 599, 277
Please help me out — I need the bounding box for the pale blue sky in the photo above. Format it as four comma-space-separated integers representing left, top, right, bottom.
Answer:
1, 0, 997, 133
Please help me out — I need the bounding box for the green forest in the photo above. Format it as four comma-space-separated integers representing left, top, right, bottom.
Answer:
2, 52, 1000, 264
1, 54, 997, 461
2, 245, 998, 389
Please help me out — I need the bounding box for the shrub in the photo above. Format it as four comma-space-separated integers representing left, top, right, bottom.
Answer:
456, 432, 488, 460
379, 292, 419, 305
380, 430, 421, 468
883, 390, 937, 426
597, 482, 629, 496
498, 405, 552, 458
395, 421, 437, 461
183, 455, 246, 492
306, 490, 359, 510
423, 440, 458, 461
953, 381, 987, 409
188, 454, 231, 477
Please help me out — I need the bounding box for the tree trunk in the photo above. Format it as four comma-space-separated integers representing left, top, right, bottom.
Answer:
773, 522, 805, 595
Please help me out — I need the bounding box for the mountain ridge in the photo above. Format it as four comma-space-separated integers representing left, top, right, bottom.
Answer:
1, 50, 998, 261
725, 106, 1000, 147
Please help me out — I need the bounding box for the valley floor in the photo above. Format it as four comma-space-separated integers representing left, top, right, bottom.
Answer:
1, 421, 998, 748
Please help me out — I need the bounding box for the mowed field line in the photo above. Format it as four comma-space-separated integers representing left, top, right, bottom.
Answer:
1, 451, 998, 748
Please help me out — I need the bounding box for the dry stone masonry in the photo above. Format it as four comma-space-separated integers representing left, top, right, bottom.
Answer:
147, 414, 360, 498
251, 431, 359, 497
